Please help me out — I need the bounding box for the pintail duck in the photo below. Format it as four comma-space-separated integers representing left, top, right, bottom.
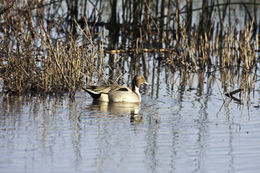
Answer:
84, 75, 149, 103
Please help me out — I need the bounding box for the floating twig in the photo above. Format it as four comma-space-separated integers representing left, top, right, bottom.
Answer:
105, 48, 171, 54
225, 88, 243, 103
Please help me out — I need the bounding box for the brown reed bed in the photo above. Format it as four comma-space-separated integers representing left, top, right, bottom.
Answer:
1, 26, 106, 96
0, 1, 106, 96
0, 0, 259, 101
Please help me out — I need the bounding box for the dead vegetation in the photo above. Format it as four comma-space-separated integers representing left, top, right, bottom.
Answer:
0, 0, 259, 102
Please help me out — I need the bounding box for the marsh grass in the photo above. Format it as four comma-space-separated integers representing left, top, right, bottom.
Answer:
0, 0, 259, 103
2, 30, 106, 96
0, 2, 106, 96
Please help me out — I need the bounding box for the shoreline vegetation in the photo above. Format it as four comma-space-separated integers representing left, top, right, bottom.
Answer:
0, 0, 259, 103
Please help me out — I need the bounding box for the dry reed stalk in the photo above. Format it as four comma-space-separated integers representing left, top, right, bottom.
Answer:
0, 6, 106, 96
0, 0, 259, 102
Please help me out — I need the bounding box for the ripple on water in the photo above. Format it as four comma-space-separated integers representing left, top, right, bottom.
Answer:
0, 86, 260, 173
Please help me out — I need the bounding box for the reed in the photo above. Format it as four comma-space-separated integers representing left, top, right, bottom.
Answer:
0, 0, 259, 101
0, 0, 106, 96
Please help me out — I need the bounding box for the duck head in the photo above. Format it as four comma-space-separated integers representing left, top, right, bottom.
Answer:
132, 75, 149, 91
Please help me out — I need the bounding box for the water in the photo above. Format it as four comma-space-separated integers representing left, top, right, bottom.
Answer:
0, 72, 260, 173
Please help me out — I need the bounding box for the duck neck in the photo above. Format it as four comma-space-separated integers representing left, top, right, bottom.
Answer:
132, 83, 141, 98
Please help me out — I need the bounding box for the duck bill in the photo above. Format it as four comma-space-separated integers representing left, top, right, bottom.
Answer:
144, 81, 151, 86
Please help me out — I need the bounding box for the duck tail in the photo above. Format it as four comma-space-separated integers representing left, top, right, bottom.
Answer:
82, 87, 101, 99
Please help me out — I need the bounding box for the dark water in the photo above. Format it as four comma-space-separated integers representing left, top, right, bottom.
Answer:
0, 71, 260, 173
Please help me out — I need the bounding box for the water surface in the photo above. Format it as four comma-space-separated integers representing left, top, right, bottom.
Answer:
0, 72, 260, 173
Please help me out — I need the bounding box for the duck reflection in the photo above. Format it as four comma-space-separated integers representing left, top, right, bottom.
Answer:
89, 101, 143, 122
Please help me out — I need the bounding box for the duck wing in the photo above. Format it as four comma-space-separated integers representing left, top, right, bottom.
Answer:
84, 84, 120, 96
